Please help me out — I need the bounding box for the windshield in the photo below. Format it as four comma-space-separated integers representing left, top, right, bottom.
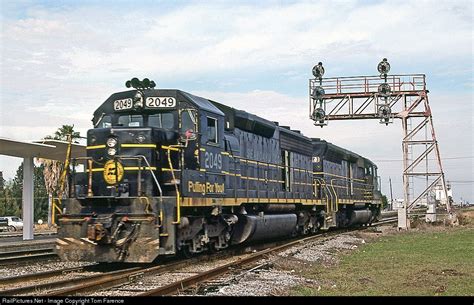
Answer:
149, 113, 174, 129
97, 115, 112, 128
118, 115, 144, 127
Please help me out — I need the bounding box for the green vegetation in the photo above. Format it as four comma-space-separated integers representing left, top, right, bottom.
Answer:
381, 195, 388, 209
291, 227, 474, 296
0, 163, 49, 221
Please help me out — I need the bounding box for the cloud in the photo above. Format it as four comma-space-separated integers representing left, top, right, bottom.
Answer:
0, 0, 472, 200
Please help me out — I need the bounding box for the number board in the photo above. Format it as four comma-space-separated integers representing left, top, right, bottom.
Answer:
146, 97, 176, 108
114, 98, 133, 111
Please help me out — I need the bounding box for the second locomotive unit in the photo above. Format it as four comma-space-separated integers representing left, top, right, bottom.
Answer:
57, 79, 382, 262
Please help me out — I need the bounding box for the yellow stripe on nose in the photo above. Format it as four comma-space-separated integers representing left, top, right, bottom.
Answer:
86, 145, 106, 150
121, 144, 157, 148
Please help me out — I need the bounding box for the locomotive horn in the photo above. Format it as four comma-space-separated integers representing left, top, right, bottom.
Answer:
131, 77, 140, 88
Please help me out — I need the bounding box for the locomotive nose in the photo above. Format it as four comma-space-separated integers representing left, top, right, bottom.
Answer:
84, 128, 160, 197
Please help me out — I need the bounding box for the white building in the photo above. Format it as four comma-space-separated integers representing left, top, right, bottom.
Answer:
434, 182, 453, 203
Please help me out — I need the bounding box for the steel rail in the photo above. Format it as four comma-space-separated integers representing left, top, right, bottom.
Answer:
0, 248, 57, 266
0, 265, 144, 296
0, 264, 100, 286
2, 215, 398, 296
139, 230, 353, 296
140, 217, 399, 296
45, 259, 200, 296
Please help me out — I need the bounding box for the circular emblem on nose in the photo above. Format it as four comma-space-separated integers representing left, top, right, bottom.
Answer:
103, 160, 124, 184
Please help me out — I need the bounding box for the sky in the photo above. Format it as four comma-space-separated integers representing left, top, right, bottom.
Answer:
0, 0, 472, 202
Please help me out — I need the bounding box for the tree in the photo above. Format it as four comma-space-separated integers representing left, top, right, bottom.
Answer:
0, 163, 48, 221
0, 181, 21, 217
39, 125, 82, 198
381, 195, 388, 210
45, 124, 81, 143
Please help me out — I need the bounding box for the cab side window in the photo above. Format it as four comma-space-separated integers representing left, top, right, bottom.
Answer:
207, 117, 218, 144
181, 110, 196, 133
99, 115, 112, 128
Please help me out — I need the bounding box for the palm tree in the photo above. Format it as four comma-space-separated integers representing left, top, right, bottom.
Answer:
46, 124, 81, 143
37, 125, 81, 226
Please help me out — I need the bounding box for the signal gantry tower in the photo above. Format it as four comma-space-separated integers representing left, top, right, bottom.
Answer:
309, 59, 452, 228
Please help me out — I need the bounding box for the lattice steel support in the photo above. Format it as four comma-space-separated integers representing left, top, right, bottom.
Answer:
398, 92, 450, 228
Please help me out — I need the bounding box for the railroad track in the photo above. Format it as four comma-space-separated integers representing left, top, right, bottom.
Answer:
138, 230, 358, 296
0, 231, 57, 239
0, 248, 57, 266
0, 264, 99, 286
1, 216, 397, 296
140, 217, 399, 296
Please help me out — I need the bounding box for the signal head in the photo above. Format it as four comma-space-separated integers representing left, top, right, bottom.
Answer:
377, 58, 390, 74
312, 62, 325, 78
378, 83, 391, 96
312, 107, 326, 124
312, 86, 325, 100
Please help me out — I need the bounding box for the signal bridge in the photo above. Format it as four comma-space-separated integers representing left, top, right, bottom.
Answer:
309, 60, 452, 229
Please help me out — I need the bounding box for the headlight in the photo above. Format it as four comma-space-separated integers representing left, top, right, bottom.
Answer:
107, 148, 117, 156
136, 134, 146, 143
106, 138, 117, 147
133, 92, 143, 109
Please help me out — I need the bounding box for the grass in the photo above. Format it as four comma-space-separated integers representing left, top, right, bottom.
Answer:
290, 225, 474, 296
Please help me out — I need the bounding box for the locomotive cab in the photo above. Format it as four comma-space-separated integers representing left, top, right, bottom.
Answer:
58, 88, 226, 262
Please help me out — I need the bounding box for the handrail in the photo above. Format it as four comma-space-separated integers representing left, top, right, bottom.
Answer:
162, 145, 182, 224
314, 177, 333, 215
330, 179, 339, 212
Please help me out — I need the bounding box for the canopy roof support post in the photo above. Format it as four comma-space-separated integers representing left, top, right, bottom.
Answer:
22, 157, 34, 240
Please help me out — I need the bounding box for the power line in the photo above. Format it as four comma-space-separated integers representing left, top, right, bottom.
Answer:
373, 156, 474, 162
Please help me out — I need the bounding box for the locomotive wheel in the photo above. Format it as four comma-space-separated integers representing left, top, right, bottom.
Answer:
181, 245, 194, 259
208, 242, 219, 254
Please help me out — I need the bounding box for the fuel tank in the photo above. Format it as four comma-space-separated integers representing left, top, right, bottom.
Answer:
348, 209, 373, 225
231, 214, 297, 244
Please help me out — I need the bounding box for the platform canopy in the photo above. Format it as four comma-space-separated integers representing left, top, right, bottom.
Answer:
0, 137, 86, 160
0, 137, 86, 241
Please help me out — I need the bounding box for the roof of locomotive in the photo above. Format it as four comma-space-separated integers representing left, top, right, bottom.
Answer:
92, 89, 224, 124
312, 138, 377, 168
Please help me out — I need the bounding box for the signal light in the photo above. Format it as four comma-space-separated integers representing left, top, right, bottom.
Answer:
378, 83, 391, 96
312, 107, 326, 127
312, 86, 325, 100
312, 62, 325, 79
377, 58, 390, 78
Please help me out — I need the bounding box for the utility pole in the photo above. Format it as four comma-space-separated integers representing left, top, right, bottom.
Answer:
389, 177, 394, 211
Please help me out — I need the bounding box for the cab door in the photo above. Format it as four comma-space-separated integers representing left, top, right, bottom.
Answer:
199, 112, 227, 197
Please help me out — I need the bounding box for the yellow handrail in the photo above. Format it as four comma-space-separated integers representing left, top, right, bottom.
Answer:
164, 145, 182, 224
139, 196, 151, 214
